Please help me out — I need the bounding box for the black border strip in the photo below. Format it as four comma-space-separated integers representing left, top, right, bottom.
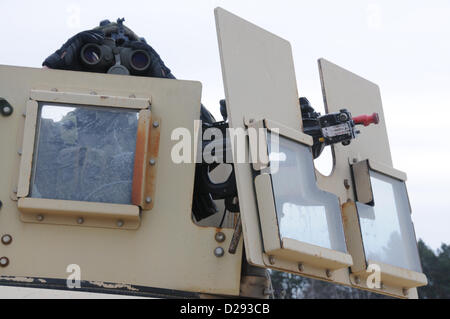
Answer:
0, 277, 200, 299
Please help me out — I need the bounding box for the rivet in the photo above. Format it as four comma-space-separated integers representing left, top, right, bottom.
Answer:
117, 220, 124, 228
214, 247, 225, 258
145, 197, 152, 204
0, 257, 9, 267
326, 269, 333, 278
403, 288, 409, 296
215, 232, 226, 243
77, 217, 84, 225
269, 255, 275, 265
153, 121, 159, 128
1, 234, 12, 245
354, 276, 361, 284
149, 159, 156, 166
352, 158, 358, 164
344, 179, 350, 190
36, 215, 44, 222
298, 263, 304, 272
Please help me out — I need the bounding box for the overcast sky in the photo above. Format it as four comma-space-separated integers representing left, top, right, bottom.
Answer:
0, 0, 448, 252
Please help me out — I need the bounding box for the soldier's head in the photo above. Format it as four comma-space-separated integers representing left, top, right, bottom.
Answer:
43, 18, 172, 78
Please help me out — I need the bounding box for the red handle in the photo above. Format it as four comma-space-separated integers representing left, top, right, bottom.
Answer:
353, 113, 379, 127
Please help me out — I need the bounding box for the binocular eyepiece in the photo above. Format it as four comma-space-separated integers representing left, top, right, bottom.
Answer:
80, 42, 151, 75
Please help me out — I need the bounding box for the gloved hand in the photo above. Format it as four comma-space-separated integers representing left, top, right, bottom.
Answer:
43, 30, 105, 71
122, 40, 174, 79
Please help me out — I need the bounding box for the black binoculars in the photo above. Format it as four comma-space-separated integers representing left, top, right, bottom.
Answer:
80, 39, 151, 75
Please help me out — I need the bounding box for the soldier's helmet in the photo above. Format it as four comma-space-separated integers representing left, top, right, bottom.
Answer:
94, 19, 146, 44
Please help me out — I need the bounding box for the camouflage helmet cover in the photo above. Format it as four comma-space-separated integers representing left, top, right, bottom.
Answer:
93, 18, 141, 42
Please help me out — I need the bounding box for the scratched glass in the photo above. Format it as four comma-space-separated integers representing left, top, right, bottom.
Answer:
30, 103, 139, 205
268, 134, 347, 252
357, 171, 422, 272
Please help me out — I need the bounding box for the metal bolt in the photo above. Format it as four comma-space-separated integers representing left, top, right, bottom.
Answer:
1, 99, 13, 117
149, 159, 156, 166
214, 247, 225, 258
0, 257, 9, 267
344, 179, 350, 190
153, 121, 159, 128
326, 269, 333, 278
352, 158, 358, 164
298, 263, 304, 272
269, 256, 276, 265
36, 215, 44, 222
215, 232, 226, 243
145, 197, 152, 204
77, 217, 84, 225
3, 106, 12, 115
354, 276, 361, 284
117, 220, 124, 228
1, 235, 12, 245
402, 288, 409, 296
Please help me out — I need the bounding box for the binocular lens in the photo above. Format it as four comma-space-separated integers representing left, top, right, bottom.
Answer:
81, 45, 102, 65
131, 51, 150, 71
80, 44, 150, 74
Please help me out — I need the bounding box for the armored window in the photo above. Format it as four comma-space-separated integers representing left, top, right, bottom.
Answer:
30, 103, 139, 205
16, 90, 156, 229
251, 121, 353, 271
356, 170, 422, 273
349, 160, 427, 289
268, 133, 347, 253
